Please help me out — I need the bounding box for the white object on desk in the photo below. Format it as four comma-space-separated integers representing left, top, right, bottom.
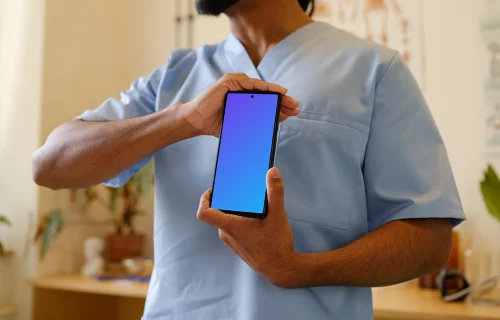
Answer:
81, 237, 104, 277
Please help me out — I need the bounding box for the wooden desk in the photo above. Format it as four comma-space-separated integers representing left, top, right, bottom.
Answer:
30, 276, 147, 320
0, 251, 16, 319
30, 276, 500, 320
0, 305, 16, 318
374, 285, 500, 320
30, 275, 148, 298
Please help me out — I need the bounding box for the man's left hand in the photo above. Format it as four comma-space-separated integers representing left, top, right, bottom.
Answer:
197, 167, 299, 288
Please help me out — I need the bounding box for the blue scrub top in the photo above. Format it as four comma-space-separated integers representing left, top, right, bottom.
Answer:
77, 22, 465, 320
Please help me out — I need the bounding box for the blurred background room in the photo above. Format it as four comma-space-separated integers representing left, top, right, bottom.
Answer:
1, 0, 500, 319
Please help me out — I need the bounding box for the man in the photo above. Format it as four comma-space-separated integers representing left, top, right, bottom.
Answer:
33, 0, 465, 319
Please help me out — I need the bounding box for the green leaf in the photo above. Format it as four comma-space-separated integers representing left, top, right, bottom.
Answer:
0, 215, 11, 226
0, 242, 4, 256
39, 210, 64, 260
480, 165, 500, 223
485, 165, 500, 186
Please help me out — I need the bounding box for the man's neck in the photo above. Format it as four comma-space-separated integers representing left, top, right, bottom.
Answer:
226, 0, 314, 66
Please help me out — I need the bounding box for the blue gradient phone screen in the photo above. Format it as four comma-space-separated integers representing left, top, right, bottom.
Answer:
211, 93, 279, 214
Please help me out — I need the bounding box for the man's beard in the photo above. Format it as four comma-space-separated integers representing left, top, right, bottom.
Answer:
196, 0, 240, 16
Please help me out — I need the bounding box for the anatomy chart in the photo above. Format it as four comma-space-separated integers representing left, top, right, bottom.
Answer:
314, 0, 423, 86
481, 0, 500, 153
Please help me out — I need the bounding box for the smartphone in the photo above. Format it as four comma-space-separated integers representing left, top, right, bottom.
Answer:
210, 91, 282, 218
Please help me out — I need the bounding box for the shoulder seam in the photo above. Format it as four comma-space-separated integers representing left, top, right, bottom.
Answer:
374, 51, 398, 90
167, 48, 193, 71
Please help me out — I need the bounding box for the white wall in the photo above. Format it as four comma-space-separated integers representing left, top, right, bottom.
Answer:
421, 0, 500, 247
38, 0, 178, 276
192, 14, 230, 47
119, 1, 176, 80
0, 0, 45, 319
38, 0, 128, 276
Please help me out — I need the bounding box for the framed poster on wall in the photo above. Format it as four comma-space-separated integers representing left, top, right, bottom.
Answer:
481, 0, 500, 154
314, 0, 424, 87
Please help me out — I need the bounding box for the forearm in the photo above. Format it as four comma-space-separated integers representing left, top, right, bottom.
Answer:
33, 103, 196, 189
290, 219, 452, 288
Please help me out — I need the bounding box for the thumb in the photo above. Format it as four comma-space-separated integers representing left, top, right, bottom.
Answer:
266, 167, 285, 214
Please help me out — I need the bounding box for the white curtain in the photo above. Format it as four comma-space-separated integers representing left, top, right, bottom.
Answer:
0, 1, 44, 319
0, 0, 19, 156
0, 0, 44, 158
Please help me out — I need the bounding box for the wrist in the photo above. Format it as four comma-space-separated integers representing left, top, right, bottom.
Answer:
169, 102, 201, 139
272, 252, 321, 289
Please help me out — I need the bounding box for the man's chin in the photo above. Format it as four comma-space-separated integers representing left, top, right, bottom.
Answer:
196, 0, 240, 16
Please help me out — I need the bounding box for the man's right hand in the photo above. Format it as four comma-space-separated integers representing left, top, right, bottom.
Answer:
180, 73, 300, 137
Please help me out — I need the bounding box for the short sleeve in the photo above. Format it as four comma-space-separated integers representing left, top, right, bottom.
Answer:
364, 53, 465, 231
74, 66, 166, 187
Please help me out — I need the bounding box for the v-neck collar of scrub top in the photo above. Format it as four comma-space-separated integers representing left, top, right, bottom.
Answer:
222, 21, 330, 81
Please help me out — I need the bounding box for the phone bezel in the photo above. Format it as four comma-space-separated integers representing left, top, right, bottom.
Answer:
209, 91, 282, 219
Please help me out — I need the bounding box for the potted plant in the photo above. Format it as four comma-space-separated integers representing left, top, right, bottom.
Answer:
480, 164, 500, 223
36, 161, 154, 261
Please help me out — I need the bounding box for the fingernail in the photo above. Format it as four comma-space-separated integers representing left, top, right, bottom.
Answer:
269, 167, 280, 178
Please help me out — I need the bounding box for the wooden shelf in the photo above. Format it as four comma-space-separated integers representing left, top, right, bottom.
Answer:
30, 275, 148, 299
0, 304, 16, 317
30, 275, 500, 320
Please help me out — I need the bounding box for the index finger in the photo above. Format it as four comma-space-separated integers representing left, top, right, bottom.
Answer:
234, 76, 288, 95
